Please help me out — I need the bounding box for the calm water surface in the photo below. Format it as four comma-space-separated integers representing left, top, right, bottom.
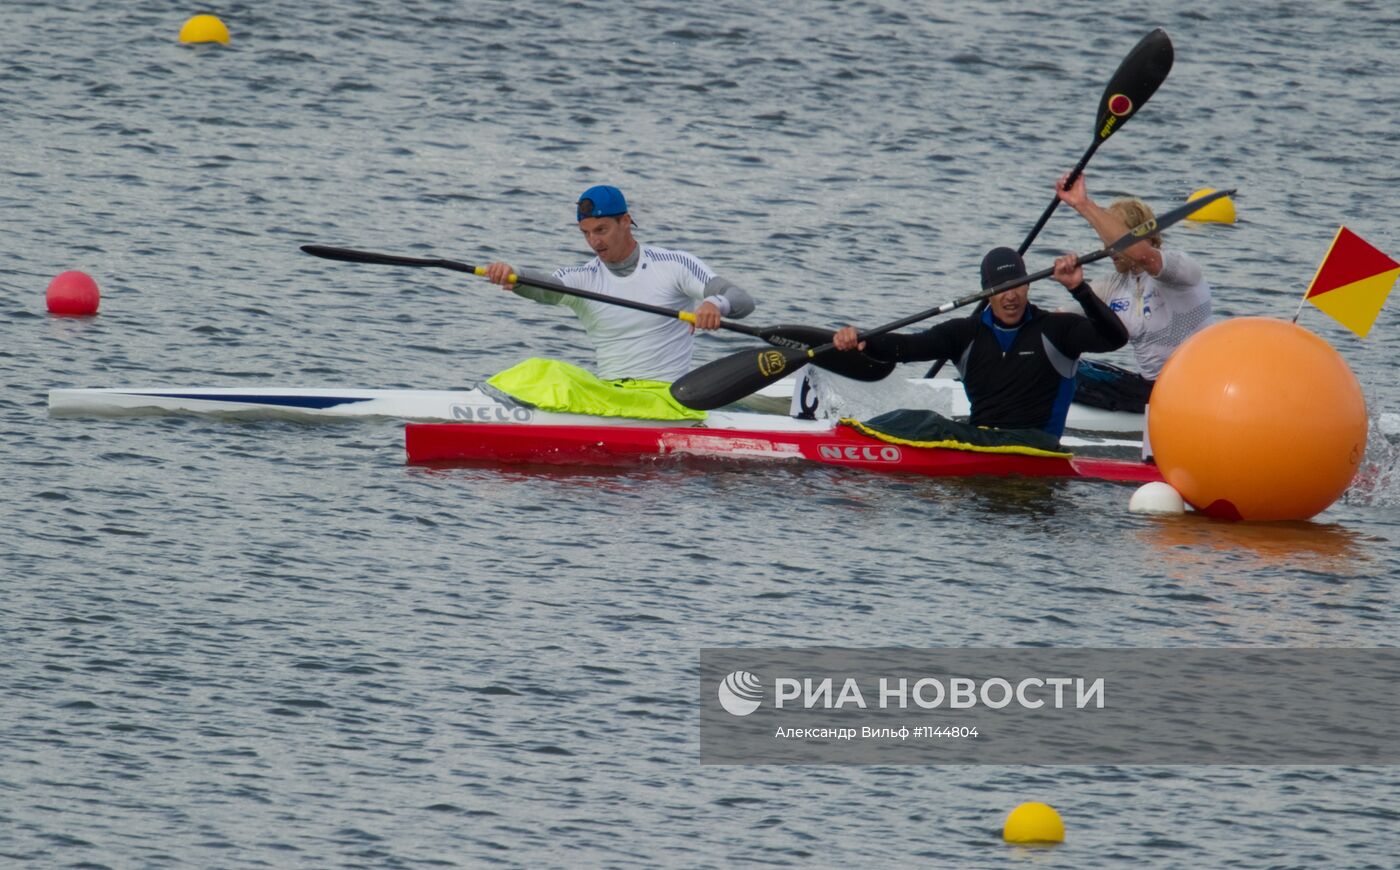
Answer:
4, 1, 1400, 867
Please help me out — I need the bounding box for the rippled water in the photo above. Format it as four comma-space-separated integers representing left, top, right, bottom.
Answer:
4, 1, 1400, 867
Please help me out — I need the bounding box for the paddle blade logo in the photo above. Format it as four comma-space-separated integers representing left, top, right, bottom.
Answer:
1131, 217, 1159, 239
1098, 94, 1133, 139
718, 671, 764, 716
758, 350, 787, 377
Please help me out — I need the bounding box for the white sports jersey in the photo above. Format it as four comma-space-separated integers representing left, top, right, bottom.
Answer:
1096, 248, 1212, 380
517, 245, 717, 382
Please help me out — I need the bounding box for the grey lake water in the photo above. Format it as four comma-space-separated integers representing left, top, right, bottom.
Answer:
4, 0, 1400, 867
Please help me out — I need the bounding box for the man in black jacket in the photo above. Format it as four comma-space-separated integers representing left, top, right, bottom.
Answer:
831, 248, 1127, 440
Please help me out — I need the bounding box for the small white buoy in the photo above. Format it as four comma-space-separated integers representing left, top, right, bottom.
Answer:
1129, 481, 1186, 515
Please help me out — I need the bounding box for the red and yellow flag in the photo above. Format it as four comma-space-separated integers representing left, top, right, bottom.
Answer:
1303, 226, 1399, 337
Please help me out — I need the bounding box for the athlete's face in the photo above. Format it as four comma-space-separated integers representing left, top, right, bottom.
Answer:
989, 283, 1029, 326
578, 215, 636, 263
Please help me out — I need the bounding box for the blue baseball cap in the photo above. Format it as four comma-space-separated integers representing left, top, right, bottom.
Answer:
577, 185, 630, 222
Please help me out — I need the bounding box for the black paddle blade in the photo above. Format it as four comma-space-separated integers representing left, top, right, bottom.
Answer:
303, 245, 413, 264
1016, 29, 1174, 257
300, 245, 476, 272
1094, 28, 1174, 144
758, 324, 897, 381
670, 345, 811, 410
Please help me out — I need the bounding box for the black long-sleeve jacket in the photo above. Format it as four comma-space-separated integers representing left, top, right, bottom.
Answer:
862, 283, 1128, 436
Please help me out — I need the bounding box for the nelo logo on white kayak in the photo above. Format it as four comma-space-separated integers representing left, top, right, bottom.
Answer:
451, 404, 534, 423
819, 444, 901, 462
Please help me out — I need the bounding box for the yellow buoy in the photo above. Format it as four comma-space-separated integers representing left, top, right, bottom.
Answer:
1187, 187, 1236, 223
1150, 318, 1368, 521
1003, 801, 1065, 844
179, 14, 230, 45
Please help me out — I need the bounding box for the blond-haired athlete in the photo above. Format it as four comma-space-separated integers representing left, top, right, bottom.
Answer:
1055, 172, 1213, 412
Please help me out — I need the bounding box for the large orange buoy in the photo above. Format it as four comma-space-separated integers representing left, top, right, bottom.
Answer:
1149, 318, 1368, 521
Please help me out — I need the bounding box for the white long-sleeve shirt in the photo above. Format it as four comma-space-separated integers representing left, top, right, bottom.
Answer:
1096, 248, 1212, 379
515, 244, 751, 382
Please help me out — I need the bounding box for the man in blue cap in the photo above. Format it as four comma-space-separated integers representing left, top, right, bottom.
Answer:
831, 248, 1127, 443
483, 185, 755, 384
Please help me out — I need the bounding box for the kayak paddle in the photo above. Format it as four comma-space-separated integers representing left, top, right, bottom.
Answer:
669, 188, 1235, 410
300, 245, 896, 382
926, 28, 1174, 379
1019, 28, 1174, 257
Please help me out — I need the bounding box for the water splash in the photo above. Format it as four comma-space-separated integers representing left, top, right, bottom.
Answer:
1344, 412, 1400, 507
792, 366, 956, 421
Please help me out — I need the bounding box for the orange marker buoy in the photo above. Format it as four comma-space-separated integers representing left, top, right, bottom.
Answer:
46, 271, 101, 316
1149, 318, 1367, 521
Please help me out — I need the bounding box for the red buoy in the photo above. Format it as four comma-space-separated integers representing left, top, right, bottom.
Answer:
46, 271, 101, 316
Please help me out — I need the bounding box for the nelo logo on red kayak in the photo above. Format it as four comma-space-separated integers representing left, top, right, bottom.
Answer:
450, 404, 534, 423
819, 444, 901, 462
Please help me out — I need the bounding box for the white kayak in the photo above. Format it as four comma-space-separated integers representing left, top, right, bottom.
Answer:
46, 375, 1143, 434
44, 385, 815, 430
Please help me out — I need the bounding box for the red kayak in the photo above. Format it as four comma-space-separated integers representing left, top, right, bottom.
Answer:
405, 421, 1162, 484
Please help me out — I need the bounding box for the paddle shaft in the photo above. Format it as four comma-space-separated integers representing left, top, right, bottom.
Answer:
304, 244, 758, 335
1019, 28, 1173, 257
925, 28, 1173, 378
668, 188, 1233, 410
927, 140, 1097, 380
819, 245, 1110, 356
818, 188, 1232, 354
1017, 140, 1101, 257
301, 245, 897, 381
